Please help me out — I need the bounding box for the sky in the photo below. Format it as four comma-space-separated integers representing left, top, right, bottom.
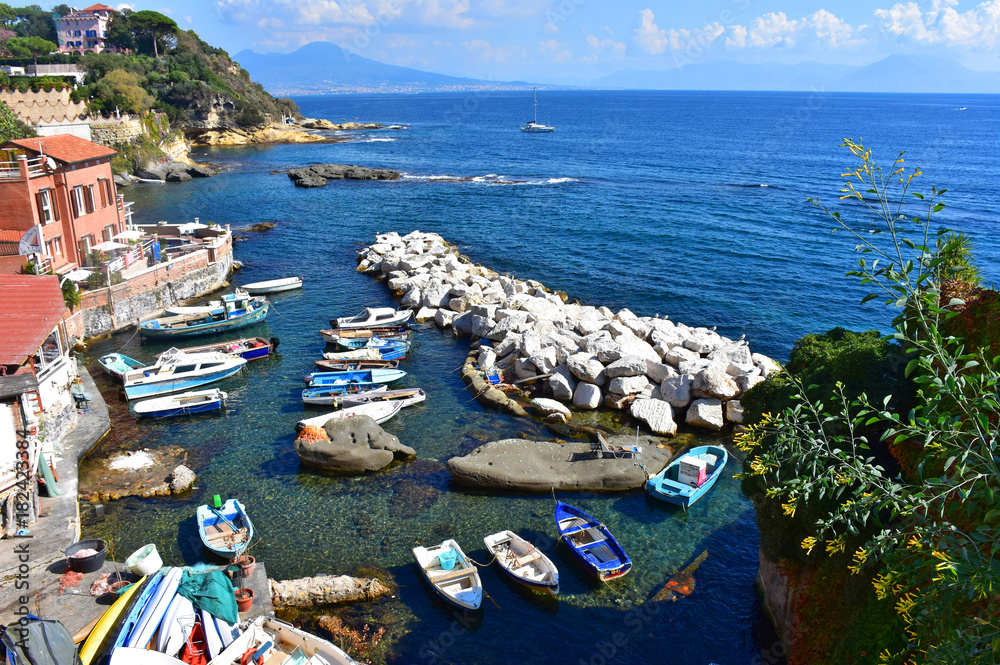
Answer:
96, 0, 1000, 80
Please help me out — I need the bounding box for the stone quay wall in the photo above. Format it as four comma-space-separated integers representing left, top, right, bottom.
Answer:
356, 231, 780, 434
66, 234, 233, 340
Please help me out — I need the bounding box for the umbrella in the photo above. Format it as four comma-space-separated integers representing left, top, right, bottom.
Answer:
113, 229, 144, 241
90, 241, 129, 252
61, 268, 93, 282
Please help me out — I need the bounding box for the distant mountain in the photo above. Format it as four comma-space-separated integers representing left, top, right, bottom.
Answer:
234, 42, 529, 94
596, 55, 1000, 93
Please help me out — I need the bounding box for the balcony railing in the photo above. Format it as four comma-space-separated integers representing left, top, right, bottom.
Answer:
0, 157, 47, 180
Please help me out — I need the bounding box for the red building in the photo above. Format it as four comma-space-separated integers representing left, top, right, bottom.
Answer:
0, 135, 125, 275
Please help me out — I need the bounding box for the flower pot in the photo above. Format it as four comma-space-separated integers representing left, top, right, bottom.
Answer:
109, 580, 131, 596
234, 588, 254, 612
235, 554, 255, 577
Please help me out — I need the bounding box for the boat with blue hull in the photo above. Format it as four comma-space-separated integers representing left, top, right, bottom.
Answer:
132, 389, 227, 418
645, 445, 728, 508
554, 502, 631, 582
197, 497, 253, 559
304, 368, 407, 386
169, 336, 276, 362
139, 293, 269, 340
123, 352, 246, 400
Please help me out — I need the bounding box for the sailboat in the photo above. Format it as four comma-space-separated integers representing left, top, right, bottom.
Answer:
521, 87, 554, 133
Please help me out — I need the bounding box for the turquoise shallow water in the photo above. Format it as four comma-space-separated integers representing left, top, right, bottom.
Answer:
81, 90, 1000, 664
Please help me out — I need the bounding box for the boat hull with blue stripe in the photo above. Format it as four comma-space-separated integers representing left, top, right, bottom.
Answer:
139, 297, 269, 340
305, 368, 407, 386
132, 389, 227, 418
645, 445, 728, 508
554, 502, 631, 582
123, 354, 246, 400
98, 353, 147, 383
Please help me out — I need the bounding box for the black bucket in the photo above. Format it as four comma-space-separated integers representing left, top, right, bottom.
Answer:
65, 538, 106, 573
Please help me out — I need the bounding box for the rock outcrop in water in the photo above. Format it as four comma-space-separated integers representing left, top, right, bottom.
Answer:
354, 230, 780, 433
446, 437, 671, 491
293, 415, 414, 472
287, 164, 401, 188
269, 574, 390, 608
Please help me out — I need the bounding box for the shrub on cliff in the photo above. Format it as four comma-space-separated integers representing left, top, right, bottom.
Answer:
739, 140, 1000, 664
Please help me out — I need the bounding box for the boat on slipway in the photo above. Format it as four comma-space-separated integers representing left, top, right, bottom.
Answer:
122, 351, 246, 400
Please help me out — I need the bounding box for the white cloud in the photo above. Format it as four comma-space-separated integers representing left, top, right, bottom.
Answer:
463, 39, 527, 62
875, 0, 1000, 48
115, 3, 134, 10
183, 15, 194, 24
634, 8, 668, 54
538, 39, 572, 62
422, 0, 474, 28
544, 21, 558, 33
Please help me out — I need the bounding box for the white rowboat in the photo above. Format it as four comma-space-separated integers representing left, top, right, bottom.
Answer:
412, 539, 482, 610
295, 401, 403, 431
241, 276, 303, 295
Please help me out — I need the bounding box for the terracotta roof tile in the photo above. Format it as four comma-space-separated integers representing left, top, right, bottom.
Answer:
0, 275, 67, 366
3, 134, 116, 165
81, 3, 117, 12
0, 230, 23, 243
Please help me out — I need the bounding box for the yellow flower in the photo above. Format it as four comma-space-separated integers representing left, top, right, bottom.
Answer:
781, 499, 797, 517
801, 536, 818, 555
826, 535, 846, 555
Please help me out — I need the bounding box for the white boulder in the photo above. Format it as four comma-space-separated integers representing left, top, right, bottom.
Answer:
572, 382, 602, 409
630, 398, 677, 436
686, 398, 725, 431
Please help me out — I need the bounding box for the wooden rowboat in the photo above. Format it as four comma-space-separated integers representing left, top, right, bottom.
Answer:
484, 530, 559, 595
340, 387, 425, 409
295, 401, 402, 431
313, 358, 398, 372
332, 307, 412, 329
241, 276, 302, 295
555, 502, 631, 581
132, 389, 227, 418
197, 498, 253, 559
412, 539, 482, 610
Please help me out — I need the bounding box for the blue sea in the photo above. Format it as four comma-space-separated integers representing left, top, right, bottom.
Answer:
82, 91, 1000, 664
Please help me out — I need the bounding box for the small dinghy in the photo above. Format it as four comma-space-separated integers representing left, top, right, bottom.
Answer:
295, 401, 402, 431
322, 341, 408, 361
165, 300, 222, 315
169, 336, 275, 362
98, 353, 147, 383
241, 276, 303, 295
313, 358, 399, 372
197, 497, 253, 559
206, 616, 359, 665
333, 306, 413, 329
484, 530, 559, 595
412, 539, 482, 610
646, 444, 728, 508
320, 328, 411, 349
340, 387, 426, 409
555, 502, 631, 581
133, 389, 227, 418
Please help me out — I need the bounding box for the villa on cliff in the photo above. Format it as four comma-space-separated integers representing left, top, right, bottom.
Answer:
54, 4, 120, 55
0, 275, 79, 537
0, 134, 129, 276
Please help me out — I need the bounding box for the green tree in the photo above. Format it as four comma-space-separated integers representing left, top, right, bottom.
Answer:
129, 10, 176, 59
90, 69, 153, 114
103, 7, 134, 52
51, 3, 71, 15
739, 140, 1000, 663
6, 34, 57, 71
12, 5, 56, 41
0, 99, 33, 141
0, 3, 15, 29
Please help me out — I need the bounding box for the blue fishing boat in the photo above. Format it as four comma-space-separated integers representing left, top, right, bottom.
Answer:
170, 336, 276, 362
98, 353, 147, 383
554, 502, 631, 581
132, 389, 227, 418
304, 368, 407, 386
197, 497, 253, 559
139, 293, 269, 340
122, 351, 246, 400
302, 381, 382, 405
321, 329, 411, 351
645, 445, 728, 508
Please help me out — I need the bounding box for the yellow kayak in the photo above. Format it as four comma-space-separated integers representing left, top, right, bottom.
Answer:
79, 576, 147, 665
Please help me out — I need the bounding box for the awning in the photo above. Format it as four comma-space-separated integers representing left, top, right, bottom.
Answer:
62, 268, 93, 282
113, 229, 144, 241
91, 241, 129, 251
0, 373, 39, 399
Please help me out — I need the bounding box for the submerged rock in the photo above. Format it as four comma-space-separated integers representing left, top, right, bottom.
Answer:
293, 415, 414, 472
287, 163, 401, 187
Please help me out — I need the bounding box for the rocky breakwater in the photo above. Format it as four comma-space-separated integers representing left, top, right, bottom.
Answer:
356, 231, 781, 433
294, 415, 415, 473
287, 164, 401, 188
135, 160, 217, 183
